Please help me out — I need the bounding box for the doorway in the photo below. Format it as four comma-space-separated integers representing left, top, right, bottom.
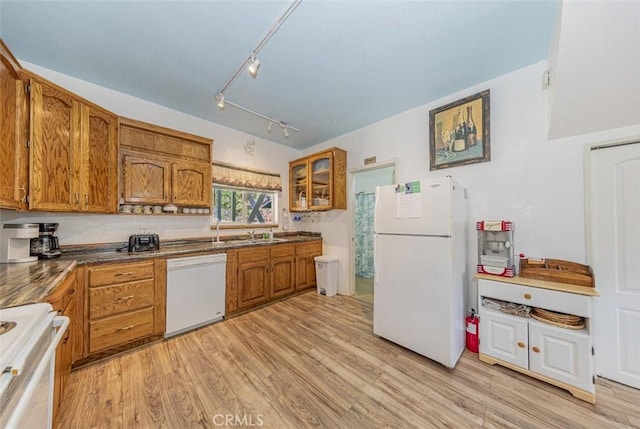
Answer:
588, 139, 640, 389
349, 163, 397, 302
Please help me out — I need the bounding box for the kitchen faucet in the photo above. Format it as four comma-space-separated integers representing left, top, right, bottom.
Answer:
248, 230, 256, 241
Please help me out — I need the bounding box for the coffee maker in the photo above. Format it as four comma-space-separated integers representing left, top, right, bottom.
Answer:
30, 223, 62, 259
0, 223, 40, 263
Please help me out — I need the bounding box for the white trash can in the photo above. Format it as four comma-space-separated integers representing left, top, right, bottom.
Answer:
314, 255, 338, 297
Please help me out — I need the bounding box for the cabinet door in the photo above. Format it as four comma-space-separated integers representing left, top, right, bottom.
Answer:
529, 320, 593, 392
121, 152, 171, 204
237, 248, 270, 310
29, 79, 81, 211
479, 308, 528, 369
289, 158, 309, 211
171, 161, 211, 206
0, 42, 28, 210
295, 256, 310, 290
271, 255, 295, 298
79, 104, 117, 212
309, 152, 332, 211
237, 260, 270, 310
47, 270, 76, 424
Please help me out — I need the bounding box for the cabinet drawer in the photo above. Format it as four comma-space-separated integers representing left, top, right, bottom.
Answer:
478, 279, 592, 318
296, 241, 322, 256
88, 261, 155, 287
270, 244, 295, 258
89, 279, 154, 319
237, 247, 269, 262
89, 307, 154, 353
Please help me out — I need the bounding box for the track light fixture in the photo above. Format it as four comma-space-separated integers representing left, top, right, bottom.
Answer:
215, 93, 225, 110
213, 0, 302, 138
248, 55, 261, 79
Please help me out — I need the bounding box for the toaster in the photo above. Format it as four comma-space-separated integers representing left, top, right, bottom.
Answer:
128, 234, 160, 252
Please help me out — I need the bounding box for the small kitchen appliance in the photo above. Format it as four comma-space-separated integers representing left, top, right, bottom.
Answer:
30, 222, 62, 259
0, 223, 39, 264
477, 220, 515, 277
127, 234, 160, 252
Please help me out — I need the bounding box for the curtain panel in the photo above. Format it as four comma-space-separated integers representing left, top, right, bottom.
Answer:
212, 161, 282, 191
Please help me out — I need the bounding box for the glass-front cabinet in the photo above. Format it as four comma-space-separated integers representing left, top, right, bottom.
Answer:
289, 147, 346, 212
290, 159, 308, 210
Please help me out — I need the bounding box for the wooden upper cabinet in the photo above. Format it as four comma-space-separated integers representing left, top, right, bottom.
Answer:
80, 105, 117, 212
121, 151, 171, 204
289, 147, 346, 212
171, 161, 210, 206
0, 39, 28, 210
29, 79, 80, 211
28, 76, 118, 213
118, 117, 212, 207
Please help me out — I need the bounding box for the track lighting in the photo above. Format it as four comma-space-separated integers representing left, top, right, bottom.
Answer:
213, 0, 302, 138
248, 56, 260, 79
216, 93, 225, 110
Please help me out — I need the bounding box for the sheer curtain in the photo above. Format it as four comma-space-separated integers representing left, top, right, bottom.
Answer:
355, 192, 375, 278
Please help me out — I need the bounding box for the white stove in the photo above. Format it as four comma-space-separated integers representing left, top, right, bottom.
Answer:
0, 303, 69, 429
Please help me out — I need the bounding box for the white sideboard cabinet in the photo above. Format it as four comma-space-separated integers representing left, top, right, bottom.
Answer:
476, 274, 599, 403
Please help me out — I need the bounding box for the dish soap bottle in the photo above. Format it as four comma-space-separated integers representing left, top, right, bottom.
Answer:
269, 228, 274, 240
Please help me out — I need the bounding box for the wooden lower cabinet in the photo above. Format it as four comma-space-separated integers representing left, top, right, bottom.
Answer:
295, 240, 323, 290
237, 247, 270, 310
79, 259, 165, 362
47, 269, 77, 425
227, 240, 321, 316
270, 245, 296, 299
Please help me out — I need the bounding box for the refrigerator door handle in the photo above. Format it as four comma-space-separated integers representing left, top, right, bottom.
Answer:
373, 234, 379, 286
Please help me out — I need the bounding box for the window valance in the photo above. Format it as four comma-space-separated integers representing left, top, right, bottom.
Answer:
212, 161, 282, 191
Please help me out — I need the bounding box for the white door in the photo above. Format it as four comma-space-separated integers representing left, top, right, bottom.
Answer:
589, 140, 640, 388
479, 308, 528, 369
529, 320, 593, 392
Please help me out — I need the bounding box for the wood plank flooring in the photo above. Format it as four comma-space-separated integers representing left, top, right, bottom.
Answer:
56, 292, 639, 429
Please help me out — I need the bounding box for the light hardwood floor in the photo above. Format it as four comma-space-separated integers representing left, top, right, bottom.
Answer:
57, 292, 639, 429
355, 275, 373, 304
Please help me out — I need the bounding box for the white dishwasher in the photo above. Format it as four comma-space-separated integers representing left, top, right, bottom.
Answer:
165, 253, 227, 338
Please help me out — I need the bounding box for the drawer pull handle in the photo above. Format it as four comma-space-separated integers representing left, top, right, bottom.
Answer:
524, 293, 532, 299
115, 295, 134, 302
517, 342, 525, 348
532, 346, 540, 353
115, 272, 134, 277
116, 325, 135, 332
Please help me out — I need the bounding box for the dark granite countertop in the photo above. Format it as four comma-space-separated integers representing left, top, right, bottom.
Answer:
0, 259, 77, 309
0, 233, 321, 309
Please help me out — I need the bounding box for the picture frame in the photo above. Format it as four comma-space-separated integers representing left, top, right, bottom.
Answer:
429, 89, 490, 170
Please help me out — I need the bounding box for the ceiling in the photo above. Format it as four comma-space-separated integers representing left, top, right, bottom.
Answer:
0, 0, 559, 149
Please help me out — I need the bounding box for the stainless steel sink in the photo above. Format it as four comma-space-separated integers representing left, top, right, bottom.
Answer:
229, 238, 288, 246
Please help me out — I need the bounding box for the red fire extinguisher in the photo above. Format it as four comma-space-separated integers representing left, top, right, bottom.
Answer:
466, 309, 479, 353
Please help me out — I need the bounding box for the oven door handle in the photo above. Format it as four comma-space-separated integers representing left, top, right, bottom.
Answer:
1, 315, 69, 429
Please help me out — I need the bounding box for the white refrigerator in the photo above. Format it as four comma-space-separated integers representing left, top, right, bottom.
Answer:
373, 177, 468, 368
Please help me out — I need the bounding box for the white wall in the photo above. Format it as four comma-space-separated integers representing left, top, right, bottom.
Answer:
547, 0, 640, 140
1, 62, 299, 244
299, 60, 640, 299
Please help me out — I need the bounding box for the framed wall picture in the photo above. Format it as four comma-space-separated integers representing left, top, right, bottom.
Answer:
429, 89, 490, 170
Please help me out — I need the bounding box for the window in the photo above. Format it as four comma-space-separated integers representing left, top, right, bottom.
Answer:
212, 186, 278, 227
